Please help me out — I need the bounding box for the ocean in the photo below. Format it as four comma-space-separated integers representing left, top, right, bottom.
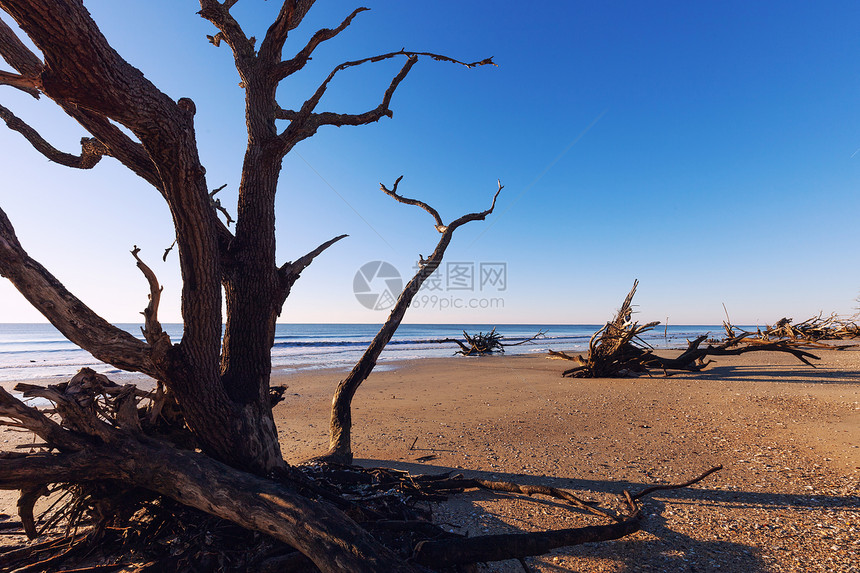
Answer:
0, 323, 726, 383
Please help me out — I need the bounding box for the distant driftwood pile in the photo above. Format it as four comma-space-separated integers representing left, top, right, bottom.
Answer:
440, 328, 545, 356
549, 280, 826, 378
756, 314, 860, 342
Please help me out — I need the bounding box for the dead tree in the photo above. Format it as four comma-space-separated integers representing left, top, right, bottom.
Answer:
550, 280, 660, 377
551, 281, 821, 377
0, 1, 500, 570
324, 177, 501, 464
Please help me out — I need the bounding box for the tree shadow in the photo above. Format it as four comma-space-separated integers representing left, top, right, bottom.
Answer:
673, 363, 860, 384
356, 458, 856, 572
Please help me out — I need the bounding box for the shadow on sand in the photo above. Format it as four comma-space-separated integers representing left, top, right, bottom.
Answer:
675, 363, 860, 384
355, 458, 856, 572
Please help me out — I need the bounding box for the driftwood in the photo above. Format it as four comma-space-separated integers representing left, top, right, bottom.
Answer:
552, 281, 821, 378
0, 373, 722, 570
441, 327, 546, 356
549, 280, 660, 377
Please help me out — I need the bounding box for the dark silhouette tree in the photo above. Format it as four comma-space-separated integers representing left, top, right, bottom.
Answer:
0, 1, 491, 473
0, 1, 493, 570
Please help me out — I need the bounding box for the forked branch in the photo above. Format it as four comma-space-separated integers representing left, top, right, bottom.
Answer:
274, 7, 369, 80
258, 0, 316, 64
380, 175, 444, 229
278, 50, 493, 150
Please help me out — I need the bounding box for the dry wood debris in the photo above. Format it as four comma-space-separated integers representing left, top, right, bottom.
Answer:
756, 314, 860, 342
440, 328, 546, 356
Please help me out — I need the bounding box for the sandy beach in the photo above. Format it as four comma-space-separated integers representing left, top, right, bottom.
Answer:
2, 346, 858, 572
274, 347, 859, 572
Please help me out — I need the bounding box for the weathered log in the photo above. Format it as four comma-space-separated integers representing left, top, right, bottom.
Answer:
414, 518, 641, 568
641, 334, 820, 372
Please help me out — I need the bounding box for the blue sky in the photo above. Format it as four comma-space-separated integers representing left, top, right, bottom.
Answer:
1, 1, 858, 325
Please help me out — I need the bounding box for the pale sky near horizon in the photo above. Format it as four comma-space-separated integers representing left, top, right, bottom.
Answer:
1, 1, 858, 326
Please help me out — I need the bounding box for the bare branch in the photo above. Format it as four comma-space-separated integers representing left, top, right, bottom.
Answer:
277, 234, 348, 308
131, 246, 171, 352
0, 103, 108, 169
631, 465, 724, 500
380, 176, 444, 231
0, 19, 159, 184
278, 54, 417, 147
258, 0, 316, 65
0, 208, 157, 377
198, 0, 257, 77
0, 69, 40, 97
274, 7, 368, 80
278, 51, 492, 151
311, 54, 417, 126
208, 183, 235, 226
0, 100, 236, 256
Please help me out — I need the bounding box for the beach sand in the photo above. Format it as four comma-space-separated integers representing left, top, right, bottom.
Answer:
2, 347, 858, 571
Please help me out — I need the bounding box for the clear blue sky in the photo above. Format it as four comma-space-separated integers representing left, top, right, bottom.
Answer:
1, 1, 858, 325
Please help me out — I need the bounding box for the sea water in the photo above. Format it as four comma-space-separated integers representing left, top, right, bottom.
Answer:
0, 323, 724, 383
